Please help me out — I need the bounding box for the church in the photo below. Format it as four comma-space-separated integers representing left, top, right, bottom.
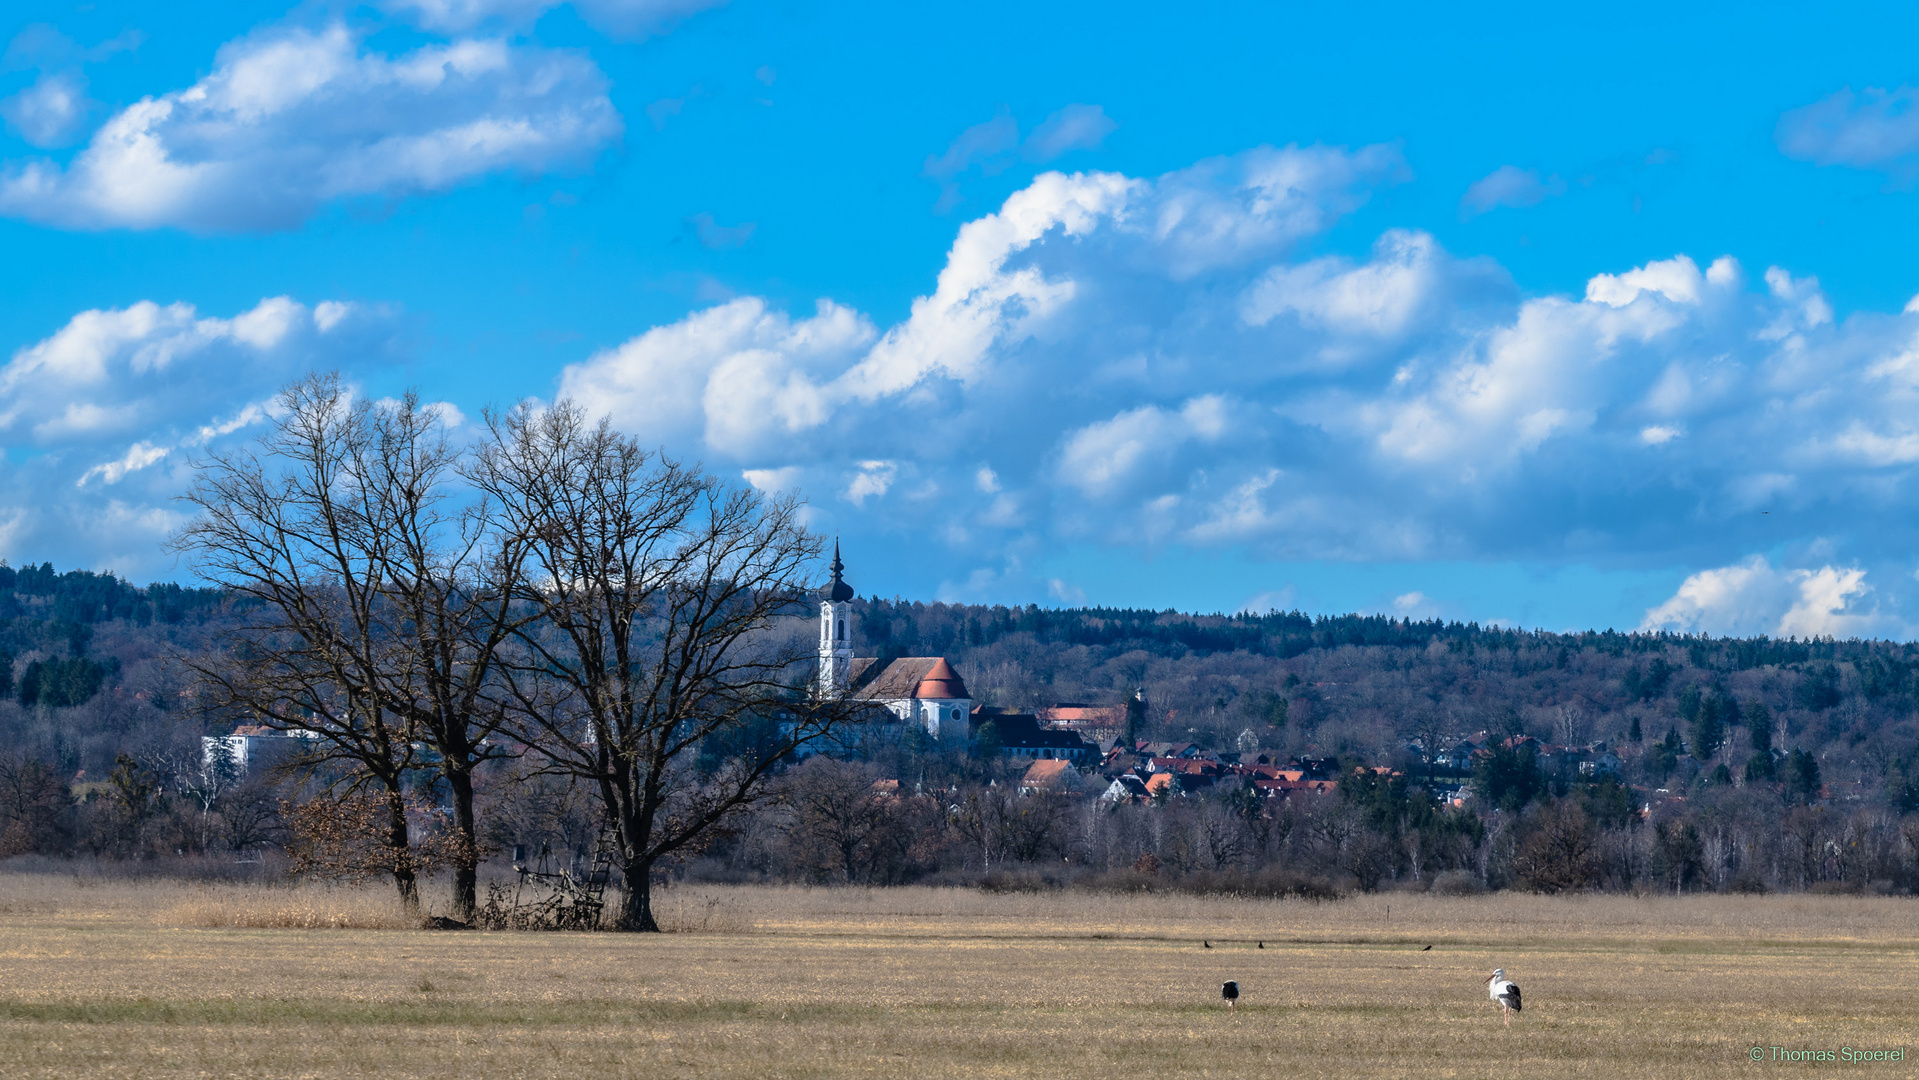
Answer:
816, 546, 974, 739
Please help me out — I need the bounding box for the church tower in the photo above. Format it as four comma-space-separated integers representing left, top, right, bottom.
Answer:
817, 542, 856, 697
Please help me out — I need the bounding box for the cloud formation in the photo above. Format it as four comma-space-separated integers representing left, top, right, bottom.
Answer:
0, 297, 396, 577
1778, 85, 1919, 181
0, 24, 621, 231
1640, 557, 1900, 639
548, 140, 1919, 619
924, 104, 1118, 211
0, 23, 142, 149
1, 72, 90, 148
380, 0, 727, 38
1460, 164, 1565, 217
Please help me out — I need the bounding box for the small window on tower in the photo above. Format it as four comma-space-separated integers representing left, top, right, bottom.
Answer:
837, 620, 845, 641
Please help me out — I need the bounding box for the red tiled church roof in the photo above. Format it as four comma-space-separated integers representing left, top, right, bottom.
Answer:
914, 657, 969, 700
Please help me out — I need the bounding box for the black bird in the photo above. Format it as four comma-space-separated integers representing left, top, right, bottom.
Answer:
1422, 945, 1433, 951
1203, 940, 1212, 948
1257, 941, 1265, 949
1221, 980, 1239, 1011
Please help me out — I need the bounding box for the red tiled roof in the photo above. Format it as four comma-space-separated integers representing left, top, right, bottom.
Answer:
1020, 760, 1082, 790
1148, 757, 1219, 775
914, 657, 970, 700
1037, 704, 1125, 725
853, 658, 965, 701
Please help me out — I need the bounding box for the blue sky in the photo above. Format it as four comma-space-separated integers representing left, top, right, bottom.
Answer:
6, 0, 1919, 636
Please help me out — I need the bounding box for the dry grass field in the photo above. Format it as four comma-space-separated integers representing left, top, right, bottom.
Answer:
1, 874, 1916, 1078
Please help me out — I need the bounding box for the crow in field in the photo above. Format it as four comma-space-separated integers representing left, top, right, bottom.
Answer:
1422, 945, 1432, 951
1257, 941, 1264, 949
1203, 940, 1212, 948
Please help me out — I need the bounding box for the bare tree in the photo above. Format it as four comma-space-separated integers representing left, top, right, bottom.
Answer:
1514, 801, 1599, 892
781, 757, 892, 882
172, 375, 521, 917
472, 402, 845, 931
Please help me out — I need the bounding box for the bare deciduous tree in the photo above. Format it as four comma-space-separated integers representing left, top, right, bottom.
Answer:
781, 756, 892, 883
173, 375, 522, 917
474, 402, 846, 931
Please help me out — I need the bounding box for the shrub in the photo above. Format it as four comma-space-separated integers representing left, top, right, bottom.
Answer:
1430, 870, 1485, 896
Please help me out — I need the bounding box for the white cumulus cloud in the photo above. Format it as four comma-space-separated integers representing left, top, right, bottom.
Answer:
546, 139, 1919, 616
0, 297, 397, 577
1641, 556, 1902, 639
0, 24, 621, 232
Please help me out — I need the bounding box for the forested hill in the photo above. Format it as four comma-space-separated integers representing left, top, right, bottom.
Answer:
846, 596, 1919, 802
853, 597, 1874, 670
0, 563, 225, 778
2, 566, 1917, 808
0, 562, 223, 630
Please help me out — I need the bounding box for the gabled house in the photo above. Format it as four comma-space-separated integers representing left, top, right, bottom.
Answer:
1036, 703, 1127, 743
973, 708, 1097, 764
1579, 751, 1623, 778
1143, 756, 1223, 789
1019, 759, 1087, 795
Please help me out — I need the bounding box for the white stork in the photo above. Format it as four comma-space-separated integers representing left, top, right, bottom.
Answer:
1485, 968, 1522, 1026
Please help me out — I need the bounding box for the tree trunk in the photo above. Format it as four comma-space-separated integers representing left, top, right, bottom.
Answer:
446, 768, 478, 922
385, 787, 419, 913
618, 858, 659, 932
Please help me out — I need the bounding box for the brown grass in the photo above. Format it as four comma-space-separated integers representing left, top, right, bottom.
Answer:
0, 875, 1915, 1078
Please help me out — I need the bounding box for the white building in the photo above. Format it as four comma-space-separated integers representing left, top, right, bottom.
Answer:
201, 725, 316, 780
816, 546, 973, 739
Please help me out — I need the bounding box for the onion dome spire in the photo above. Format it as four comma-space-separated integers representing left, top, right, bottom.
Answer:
823, 540, 855, 603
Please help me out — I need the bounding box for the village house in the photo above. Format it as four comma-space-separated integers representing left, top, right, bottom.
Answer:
200, 725, 316, 780
1018, 759, 1088, 796
1035, 702, 1127, 743
972, 707, 1097, 763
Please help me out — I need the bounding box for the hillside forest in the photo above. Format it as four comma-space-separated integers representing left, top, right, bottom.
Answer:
6, 565, 1919, 897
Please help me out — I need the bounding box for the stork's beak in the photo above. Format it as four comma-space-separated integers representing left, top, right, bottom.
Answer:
1484, 973, 1496, 983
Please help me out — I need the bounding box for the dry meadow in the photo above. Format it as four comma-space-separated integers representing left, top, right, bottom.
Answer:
0, 873, 1916, 1078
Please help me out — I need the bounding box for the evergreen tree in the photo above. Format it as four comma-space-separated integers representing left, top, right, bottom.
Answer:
1746, 702, 1773, 754
1649, 727, 1682, 784
17, 661, 40, 708
1123, 688, 1147, 747
1471, 740, 1545, 812
1677, 684, 1703, 725
1785, 749, 1822, 804
1689, 695, 1726, 760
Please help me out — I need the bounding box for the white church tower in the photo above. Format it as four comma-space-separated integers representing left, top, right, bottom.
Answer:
817, 541, 855, 697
